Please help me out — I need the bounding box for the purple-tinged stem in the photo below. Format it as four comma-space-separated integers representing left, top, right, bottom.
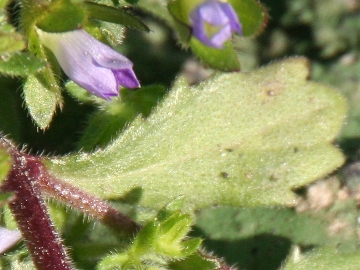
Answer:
39, 175, 141, 235
0, 150, 73, 270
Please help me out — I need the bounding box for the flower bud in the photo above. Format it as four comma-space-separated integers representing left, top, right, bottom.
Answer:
190, 0, 242, 48
38, 29, 140, 100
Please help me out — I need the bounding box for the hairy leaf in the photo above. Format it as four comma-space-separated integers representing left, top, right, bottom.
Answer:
47, 58, 346, 209
0, 53, 44, 77
23, 74, 62, 130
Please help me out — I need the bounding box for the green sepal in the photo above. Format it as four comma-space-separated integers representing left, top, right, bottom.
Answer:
153, 212, 195, 257
229, 0, 268, 36
167, 0, 202, 25
85, 2, 149, 32
167, 0, 204, 47
36, 0, 87, 32
0, 52, 45, 77
190, 37, 240, 71
97, 205, 202, 269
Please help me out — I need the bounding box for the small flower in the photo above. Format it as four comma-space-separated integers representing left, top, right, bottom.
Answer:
38, 29, 140, 100
189, 0, 242, 49
0, 227, 22, 254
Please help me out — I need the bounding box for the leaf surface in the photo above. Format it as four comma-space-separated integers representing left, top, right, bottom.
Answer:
23, 74, 62, 130
47, 58, 346, 209
283, 247, 360, 270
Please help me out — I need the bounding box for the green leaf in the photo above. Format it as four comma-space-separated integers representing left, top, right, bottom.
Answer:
0, 32, 25, 54
0, 249, 35, 270
47, 58, 346, 209
0, 147, 11, 184
196, 207, 329, 246
194, 202, 360, 268
36, 0, 86, 32
0, 52, 45, 77
76, 85, 166, 151
85, 2, 149, 32
97, 205, 202, 269
190, 38, 240, 71
23, 74, 62, 129
282, 246, 360, 270
168, 252, 218, 270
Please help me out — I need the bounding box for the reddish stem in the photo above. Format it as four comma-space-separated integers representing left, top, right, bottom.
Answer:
39, 175, 141, 235
1, 150, 73, 270
0, 138, 141, 270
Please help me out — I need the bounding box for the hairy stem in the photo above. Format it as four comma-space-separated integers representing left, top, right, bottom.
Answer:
1, 148, 73, 270
39, 175, 141, 235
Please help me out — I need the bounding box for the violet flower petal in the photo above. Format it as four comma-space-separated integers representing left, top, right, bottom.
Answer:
190, 0, 242, 49
38, 29, 140, 100
0, 227, 22, 254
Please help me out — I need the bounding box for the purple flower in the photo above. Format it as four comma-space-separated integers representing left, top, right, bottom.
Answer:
38, 29, 140, 100
190, 0, 242, 49
0, 227, 21, 254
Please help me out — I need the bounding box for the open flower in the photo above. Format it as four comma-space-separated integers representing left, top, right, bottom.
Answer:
38, 29, 140, 100
189, 0, 242, 49
0, 227, 22, 254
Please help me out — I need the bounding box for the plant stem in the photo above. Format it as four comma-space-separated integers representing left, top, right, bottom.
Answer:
1, 148, 73, 270
39, 175, 141, 235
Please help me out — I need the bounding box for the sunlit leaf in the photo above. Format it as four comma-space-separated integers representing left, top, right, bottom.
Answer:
23, 74, 62, 130
0, 52, 44, 77
47, 58, 346, 209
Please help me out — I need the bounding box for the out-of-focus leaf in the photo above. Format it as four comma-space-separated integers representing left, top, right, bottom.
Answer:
0, 32, 25, 55
85, 2, 149, 32
0, 77, 22, 141
282, 246, 360, 270
0, 247, 34, 269
47, 58, 346, 210
195, 202, 360, 268
36, 0, 86, 32
0, 52, 44, 77
196, 207, 328, 245
0, 147, 11, 184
